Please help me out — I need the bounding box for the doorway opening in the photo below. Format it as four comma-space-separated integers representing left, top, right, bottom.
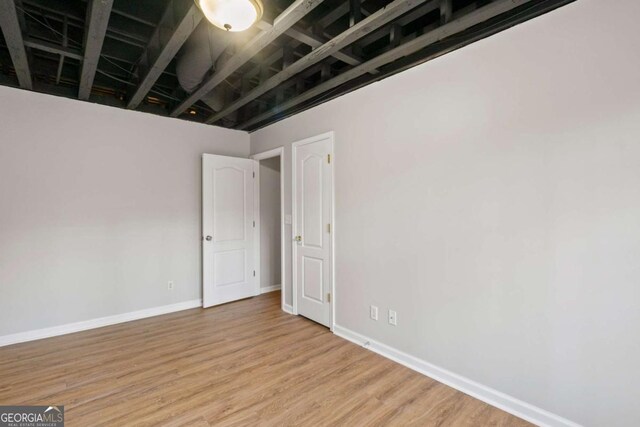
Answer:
252, 147, 286, 313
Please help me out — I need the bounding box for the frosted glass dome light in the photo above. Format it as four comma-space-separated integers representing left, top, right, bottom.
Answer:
198, 0, 263, 32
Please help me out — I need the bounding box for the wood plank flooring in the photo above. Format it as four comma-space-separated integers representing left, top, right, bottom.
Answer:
0, 292, 531, 426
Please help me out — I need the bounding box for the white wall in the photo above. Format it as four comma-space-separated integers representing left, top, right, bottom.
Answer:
0, 86, 249, 336
259, 157, 282, 290
250, 0, 640, 425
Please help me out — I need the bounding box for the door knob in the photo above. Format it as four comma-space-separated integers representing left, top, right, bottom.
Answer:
294, 235, 302, 242
205, 235, 213, 241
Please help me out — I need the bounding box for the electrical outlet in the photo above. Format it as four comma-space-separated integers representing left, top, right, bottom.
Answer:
370, 305, 379, 321
388, 310, 397, 326
168, 281, 174, 291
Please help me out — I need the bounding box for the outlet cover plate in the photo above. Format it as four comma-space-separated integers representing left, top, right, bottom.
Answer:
370, 305, 378, 321
388, 310, 397, 326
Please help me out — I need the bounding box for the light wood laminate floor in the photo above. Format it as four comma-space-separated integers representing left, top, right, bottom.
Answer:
0, 292, 530, 426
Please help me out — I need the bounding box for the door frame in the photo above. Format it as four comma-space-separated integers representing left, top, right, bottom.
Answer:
292, 131, 335, 329
251, 147, 286, 313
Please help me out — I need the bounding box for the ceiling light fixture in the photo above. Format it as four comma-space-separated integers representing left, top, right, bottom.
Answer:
196, 0, 263, 32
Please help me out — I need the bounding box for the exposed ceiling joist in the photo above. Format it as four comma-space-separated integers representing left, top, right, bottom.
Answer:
232, 0, 372, 92
24, 37, 83, 60
11, 35, 134, 69
127, 1, 202, 109
169, 0, 325, 118
109, 6, 156, 28
257, 20, 363, 68
0, 0, 33, 89
78, 0, 113, 100
243, 15, 355, 82
356, 0, 439, 49
239, 0, 533, 130
318, 0, 365, 30
55, 16, 68, 84
22, 2, 149, 49
440, 0, 452, 24
349, 0, 363, 27
206, 0, 434, 125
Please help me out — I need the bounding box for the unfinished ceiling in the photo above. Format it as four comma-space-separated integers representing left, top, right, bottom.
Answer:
0, 0, 574, 132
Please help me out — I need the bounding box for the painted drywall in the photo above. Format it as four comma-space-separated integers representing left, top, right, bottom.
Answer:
259, 157, 282, 290
0, 86, 249, 336
250, 0, 640, 425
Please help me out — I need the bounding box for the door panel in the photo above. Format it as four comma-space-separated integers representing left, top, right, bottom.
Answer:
213, 249, 246, 286
203, 154, 257, 308
302, 155, 324, 248
294, 135, 333, 327
213, 167, 246, 242
302, 256, 324, 302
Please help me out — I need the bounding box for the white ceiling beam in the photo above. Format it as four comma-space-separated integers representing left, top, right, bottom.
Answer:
0, 0, 32, 89
78, 0, 113, 100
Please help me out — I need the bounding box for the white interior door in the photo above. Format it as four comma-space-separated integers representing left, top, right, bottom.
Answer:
203, 154, 257, 308
293, 134, 333, 327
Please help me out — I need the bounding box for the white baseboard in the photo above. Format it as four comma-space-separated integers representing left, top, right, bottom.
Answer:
260, 284, 281, 294
0, 299, 202, 348
333, 325, 580, 427
282, 303, 294, 314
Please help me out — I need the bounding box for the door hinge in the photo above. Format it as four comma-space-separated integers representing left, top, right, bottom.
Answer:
253, 221, 255, 227
253, 171, 255, 178
253, 270, 256, 277
327, 223, 331, 233
327, 154, 331, 164
327, 293, 331, 303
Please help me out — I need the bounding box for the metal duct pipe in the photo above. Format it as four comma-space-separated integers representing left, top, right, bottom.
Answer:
176, 23, 233, 114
